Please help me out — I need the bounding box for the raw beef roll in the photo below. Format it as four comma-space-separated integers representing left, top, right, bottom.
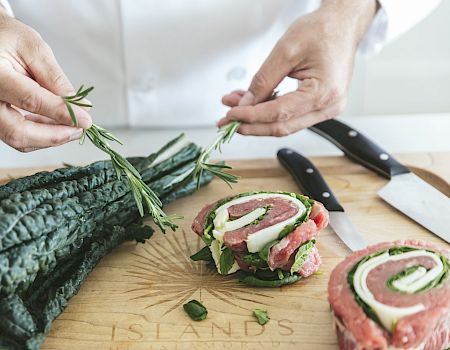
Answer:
191, 191, 329, 287
328, 240, 450, 350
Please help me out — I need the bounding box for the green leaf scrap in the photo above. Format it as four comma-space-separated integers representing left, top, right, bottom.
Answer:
253, 309, 270, 325
183, 300, 208, 321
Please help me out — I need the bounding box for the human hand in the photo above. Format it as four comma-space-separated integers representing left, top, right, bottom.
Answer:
219, 0, 377, 136
0, 9, 92, 152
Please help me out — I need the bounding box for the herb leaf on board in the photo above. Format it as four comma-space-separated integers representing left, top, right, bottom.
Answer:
253, 309, 270, 325
183, 300, 208, 321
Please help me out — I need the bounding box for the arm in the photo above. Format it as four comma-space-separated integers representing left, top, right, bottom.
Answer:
219, 0, 378, 137
219, 0, 440, 136
0, 6, 92, 152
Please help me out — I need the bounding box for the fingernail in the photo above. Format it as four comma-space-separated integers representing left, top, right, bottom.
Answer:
238, 91, 255, 106
70, 129, 83, 141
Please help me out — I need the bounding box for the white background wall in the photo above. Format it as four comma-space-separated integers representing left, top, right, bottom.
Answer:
346, 0, 450, 116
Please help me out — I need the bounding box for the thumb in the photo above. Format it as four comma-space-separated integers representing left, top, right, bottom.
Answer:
242, 46, 292, 106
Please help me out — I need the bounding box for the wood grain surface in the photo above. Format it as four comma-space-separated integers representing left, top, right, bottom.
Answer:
1, 152, 449, 350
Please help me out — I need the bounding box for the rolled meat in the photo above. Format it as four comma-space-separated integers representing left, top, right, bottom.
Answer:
191, 191, 329, 287
328, 240, 450, 350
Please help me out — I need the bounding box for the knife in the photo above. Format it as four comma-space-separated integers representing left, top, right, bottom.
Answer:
309, 119, 450, 244
277, 148, 367, 251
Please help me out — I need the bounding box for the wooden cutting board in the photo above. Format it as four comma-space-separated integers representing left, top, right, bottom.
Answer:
1, 152, 449, 350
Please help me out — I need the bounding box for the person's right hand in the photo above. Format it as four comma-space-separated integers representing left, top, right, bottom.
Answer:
0, 9, 92, 152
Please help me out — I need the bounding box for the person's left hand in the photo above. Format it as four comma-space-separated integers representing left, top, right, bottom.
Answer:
218, 0, 378, 136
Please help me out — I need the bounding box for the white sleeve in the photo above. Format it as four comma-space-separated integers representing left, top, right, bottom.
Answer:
358, 0, 442, 54
0, 0, 13, 17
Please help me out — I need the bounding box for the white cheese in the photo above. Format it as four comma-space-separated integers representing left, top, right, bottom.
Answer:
212, 193, 306, 253
353, 250, 443, 332
392, 266, 427, 292
223, 207, 266, 232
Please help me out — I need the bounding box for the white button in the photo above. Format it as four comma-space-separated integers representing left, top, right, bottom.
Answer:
227, 66, 246, 81
306, 168, 314, 174
379, 153, 389, 160
322, 192, 330, 198
348, 130, 358, 137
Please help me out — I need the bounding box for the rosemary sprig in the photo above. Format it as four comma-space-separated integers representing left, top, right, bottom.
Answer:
190, 91, 279, 188
191, 120, 241, 189
62, 86, 179, 232
62, 85, 94, 127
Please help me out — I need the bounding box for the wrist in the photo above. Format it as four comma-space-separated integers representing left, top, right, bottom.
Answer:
319, 0, 378, 46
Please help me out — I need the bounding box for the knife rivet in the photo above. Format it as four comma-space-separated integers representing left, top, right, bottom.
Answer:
348, 130, 358, 137
306, 168, 314, 174
322, 192, 330, 198
379, 153, 389, 161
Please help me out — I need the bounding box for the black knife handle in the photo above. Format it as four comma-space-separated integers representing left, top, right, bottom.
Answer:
309, 119, 410, 179
277, 148, 344, 212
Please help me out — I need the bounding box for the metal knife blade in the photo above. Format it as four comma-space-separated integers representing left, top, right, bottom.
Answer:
309, 119, 450, 244
277, 148, 367, 251
328, 212, 367, 251
378, 173, 450, 242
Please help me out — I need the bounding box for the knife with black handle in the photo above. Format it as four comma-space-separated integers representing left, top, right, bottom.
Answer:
309, 119, 450, 243
277, 148, 367, 251
309, 119, 410, 179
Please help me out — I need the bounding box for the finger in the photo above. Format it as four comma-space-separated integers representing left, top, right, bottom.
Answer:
217, 116, 229, 128
0, 68, 92, 128
236, 109, 330, 137
24, 114, 58, 125
222, 90, 246, 107
0, 103, 83, 152
243, 43, 293, 105
224, 86, 318, 125
25, 42, 74, 96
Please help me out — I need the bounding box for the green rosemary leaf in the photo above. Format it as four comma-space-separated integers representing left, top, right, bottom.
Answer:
190, 120, 240, 189
64, 102, 77, 127
69, 101, 92, 108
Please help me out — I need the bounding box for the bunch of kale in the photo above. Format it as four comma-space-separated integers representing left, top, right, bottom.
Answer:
0, 135, 212, 349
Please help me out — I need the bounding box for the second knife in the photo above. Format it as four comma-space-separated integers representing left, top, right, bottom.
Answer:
277, 148, 367, 251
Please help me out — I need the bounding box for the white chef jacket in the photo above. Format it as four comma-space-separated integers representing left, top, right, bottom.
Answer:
0, 0, 441, 128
